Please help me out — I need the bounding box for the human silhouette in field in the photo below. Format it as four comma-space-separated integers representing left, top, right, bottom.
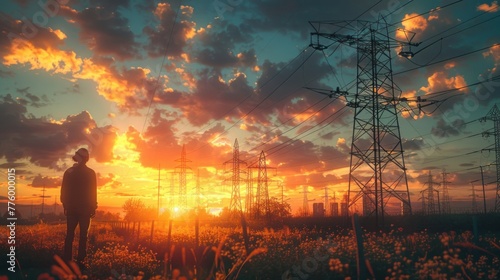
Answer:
61, 148, 97, 264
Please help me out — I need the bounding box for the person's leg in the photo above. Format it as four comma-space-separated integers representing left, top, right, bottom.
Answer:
77, 213, 91, 263
64, 212, 78, 261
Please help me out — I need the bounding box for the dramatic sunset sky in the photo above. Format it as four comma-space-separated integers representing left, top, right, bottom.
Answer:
1, 0, 499, 216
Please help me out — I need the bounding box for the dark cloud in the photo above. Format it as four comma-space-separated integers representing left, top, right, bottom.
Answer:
153, 69, 254, 126
431, 118, 466, 138
60, 3, 139, 60
97, 172, 122, 189
31, 174, 61, 188
0, 95, 117, 170
241, 0, 366, 39
14, 0, 28, 6
114, 192, 136, 197
143, 3, 196, 58
0, 69, 14, 77
403, 138, 425, 151
194, 21, 254, 68
89, 0, 130, 11
16, 87, 50, 107
0, 162, 26, 169
0, 12, 67, 56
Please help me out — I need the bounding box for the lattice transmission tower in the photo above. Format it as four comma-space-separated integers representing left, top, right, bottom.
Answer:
441, 169, 452, 214
223, 139, 246, 214
247, 151, 273, 218
174, 145, 192, 210
480, 104, 500, 212
309, 20, 420, 223
246, 169, 254, 215
470, 182, 479, 213
421, 171, 440, 215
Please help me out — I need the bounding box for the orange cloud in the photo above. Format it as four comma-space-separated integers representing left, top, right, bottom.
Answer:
477, 1, 499, 12
483, 44, 500, 62
420, 71, 467, 94
74, 59, 134, 104
3, 38, 82, 74
397, 13, 428, 40
175, 67, 196, 89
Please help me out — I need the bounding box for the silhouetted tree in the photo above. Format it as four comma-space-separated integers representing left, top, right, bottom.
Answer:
93, 210, 120, 221
123, 199, 157, 221
268, 197, 292, 218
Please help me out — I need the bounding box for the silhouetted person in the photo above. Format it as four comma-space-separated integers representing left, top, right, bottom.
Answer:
61, 148, 97, 265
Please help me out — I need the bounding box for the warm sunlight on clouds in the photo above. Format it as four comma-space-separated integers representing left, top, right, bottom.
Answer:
483, 44, 500, 62
3, 39, 82, 74
50, 28, 67, 40
175, 67, 196, 89
396, 13, 429, 40
74, 59, 149, 107
477, 1, 499, 12
1, 0, 498, 214
180, 52, 191, 63
444, 62, 456, 69
420, 71, 467, 94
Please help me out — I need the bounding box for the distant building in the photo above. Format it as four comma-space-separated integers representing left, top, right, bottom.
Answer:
330, 202, 339, 216
340, 202, 348, 216
312, 203, 324, 217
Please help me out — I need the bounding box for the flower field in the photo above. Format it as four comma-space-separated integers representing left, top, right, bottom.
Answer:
1, 218, 500, 279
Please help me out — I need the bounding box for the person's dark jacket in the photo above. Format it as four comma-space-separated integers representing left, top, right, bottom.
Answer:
61, 163, 97, 214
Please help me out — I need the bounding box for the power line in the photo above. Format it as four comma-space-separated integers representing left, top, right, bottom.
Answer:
141, 0, 184, 134
394, 43, 499, 76
387, 0, 464, 29
188, 47, 317, 155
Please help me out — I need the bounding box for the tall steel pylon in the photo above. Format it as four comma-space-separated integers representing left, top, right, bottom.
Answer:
246, 170, 254, 215
255, 151, 270, 218
302, 185, 310, 216
224, 139, 246, 214
470, 182, 479, 213
441, 169, 452, 214
480, 104, 500, 212
174, 145, 192, 210
309, 20, 419, 223
421, 171, 440, 215
195, 169, 202, 210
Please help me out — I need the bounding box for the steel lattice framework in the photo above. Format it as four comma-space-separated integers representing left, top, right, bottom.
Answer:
441, 170, 452, 214
255, 151, 270, 218
224, 139, 246, 214
480, 104, 500, 212
310, 20, 417, 223
174, 145, 192, 210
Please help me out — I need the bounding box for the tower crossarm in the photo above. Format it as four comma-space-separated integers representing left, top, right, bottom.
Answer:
306, 86, 441, 114
309, 20, 420, 52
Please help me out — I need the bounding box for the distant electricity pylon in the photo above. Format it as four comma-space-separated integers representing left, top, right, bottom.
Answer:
470, 181, 480, 213
480, 104, 500, 212
247, 151, 277, 218
302, 185, 309, 216
174, 145, 192, 210
223, 139, 246, 214
441, 169, 452, 214
421, 171, 440, 215
195, 169, 202, 210
246, 169, 254, 215
256, 151, 270, 218
309, 19, 425, 224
